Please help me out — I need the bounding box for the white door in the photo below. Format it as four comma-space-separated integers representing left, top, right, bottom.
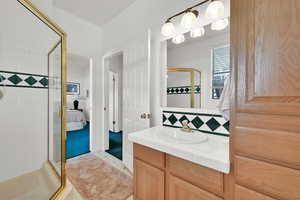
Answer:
123, 30, 151, 170
108, 71, 115, 132
108, 72, 119, 133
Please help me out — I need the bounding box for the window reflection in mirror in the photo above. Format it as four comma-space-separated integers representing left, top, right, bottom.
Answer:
161, 23, 229, 109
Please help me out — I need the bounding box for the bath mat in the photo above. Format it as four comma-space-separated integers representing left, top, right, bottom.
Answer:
67, 154, 133, 200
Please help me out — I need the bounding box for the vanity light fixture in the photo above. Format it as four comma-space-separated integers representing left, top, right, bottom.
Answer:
205, 0, 225, 20
211, 17, 229, 30
161, 20, 175, 37
181, 10, 199, 29
172, 34, 185, 44
161, 0, 227, 44
190, 26, 205, 38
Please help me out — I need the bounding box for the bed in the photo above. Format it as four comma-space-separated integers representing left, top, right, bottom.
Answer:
67, 110, 87, 131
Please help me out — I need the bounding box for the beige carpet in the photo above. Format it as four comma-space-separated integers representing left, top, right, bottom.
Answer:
67, 154, 133, 200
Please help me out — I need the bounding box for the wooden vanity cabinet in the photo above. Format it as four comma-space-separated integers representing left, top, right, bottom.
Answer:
133, 144, 165, 200
133, 144, 226, 200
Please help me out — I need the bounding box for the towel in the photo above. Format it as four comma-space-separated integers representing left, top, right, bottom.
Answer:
218, 77, 230, 121
0, 87, 5, 100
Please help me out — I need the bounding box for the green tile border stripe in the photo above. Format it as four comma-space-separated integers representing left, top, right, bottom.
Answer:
167, 85, 201, 95
0, 70, 48, 78
167, 85, 200, 89
0, 70, 48, 89
163, 110, 223, 118
0, 84, 48, 89
163, 124, 229, 137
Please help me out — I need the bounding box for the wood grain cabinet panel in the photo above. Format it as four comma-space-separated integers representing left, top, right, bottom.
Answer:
134, 159, 164, 200
134, 144, 165, 169
235, 127, 300, 169
166, 155, 224, 197
235, 156, 300, 200
231, 0, 300, 199
235, 185, 276, 200
167, 174, 223, 200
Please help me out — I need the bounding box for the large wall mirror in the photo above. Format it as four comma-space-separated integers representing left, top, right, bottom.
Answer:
0, 0, 67, 199
161, 23, 229, 110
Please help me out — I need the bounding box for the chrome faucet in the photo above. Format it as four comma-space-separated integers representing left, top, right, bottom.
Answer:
181, 120, 193, 133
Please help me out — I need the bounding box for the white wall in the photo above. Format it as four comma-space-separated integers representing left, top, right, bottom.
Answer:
167, 32, 230, 109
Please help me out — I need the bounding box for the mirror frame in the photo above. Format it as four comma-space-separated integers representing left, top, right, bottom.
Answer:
17, 0, 67, 199
167, 67, 201, 108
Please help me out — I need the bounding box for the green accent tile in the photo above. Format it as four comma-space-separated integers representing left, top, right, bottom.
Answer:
168, 114, 178, 125
179, 115, 189, 124
223, 121, 230, 131
0, 74, 6, 82
39, 77, 48, 87
8, 74, 22, 85
191, 117, 204, 129
163, 114, 167, 123
25, 76, 37, 86
206, 118, 221, 131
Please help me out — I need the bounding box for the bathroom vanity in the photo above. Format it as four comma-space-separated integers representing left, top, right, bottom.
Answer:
129, 126, 230, 200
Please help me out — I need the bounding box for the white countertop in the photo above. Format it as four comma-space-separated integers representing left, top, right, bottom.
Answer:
128, 126, 230, 174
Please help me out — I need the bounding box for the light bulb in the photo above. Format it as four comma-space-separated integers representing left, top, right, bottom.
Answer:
161, 21, 175, 37
172, 34, 185, 44
190, 27, 205, 38
181, 11, 198, 29
205, 0, 225, 20
211, 18, 229, 30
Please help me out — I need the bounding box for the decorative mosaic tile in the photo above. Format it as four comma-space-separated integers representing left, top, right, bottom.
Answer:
162, 110, 230, 137
167, 85, 201, 95
0, 70, 48, 89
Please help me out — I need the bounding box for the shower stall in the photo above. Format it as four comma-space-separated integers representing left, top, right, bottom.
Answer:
0, 0, 67, 199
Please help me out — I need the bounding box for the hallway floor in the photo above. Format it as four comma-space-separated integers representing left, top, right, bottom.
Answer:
106, 131, 122, 160
67, 152, 133, 200
67, 123, 90, 159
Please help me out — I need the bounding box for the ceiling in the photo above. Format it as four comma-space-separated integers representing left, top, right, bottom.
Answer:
53, 0, 137, 27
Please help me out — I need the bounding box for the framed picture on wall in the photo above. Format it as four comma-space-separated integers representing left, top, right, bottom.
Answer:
67, 82, 80, 95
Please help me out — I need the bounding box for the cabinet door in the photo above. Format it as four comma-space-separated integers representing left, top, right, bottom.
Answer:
134, 159, 164, 200
167, 174, 223, 200
231, 0, 300, 199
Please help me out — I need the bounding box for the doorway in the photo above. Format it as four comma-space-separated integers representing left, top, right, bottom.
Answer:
66, 54, 91, 159
104, 52, 123, 160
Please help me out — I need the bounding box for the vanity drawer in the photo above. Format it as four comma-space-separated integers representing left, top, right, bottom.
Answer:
166, 155, 224, 197
235, 156, 300, 200
133, 144, 165, 170
167, 174, 223, 200
235, 185, 276, 200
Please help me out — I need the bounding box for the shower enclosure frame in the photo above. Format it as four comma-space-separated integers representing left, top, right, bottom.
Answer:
16, 0, 67, 199
167, 67, 202, 108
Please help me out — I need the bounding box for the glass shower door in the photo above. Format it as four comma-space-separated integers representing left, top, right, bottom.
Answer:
0, 0, 67, 199
48, 42, 62, 175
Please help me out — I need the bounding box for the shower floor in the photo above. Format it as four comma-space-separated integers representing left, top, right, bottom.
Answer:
0, 163, 60, 200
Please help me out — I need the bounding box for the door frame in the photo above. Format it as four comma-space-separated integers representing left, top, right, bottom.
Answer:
102, 49, 124, 153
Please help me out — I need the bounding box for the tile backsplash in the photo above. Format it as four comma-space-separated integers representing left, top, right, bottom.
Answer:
162, 110, 229, 137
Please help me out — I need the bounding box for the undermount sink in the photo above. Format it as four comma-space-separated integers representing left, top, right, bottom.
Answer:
156, 129, 208, 144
